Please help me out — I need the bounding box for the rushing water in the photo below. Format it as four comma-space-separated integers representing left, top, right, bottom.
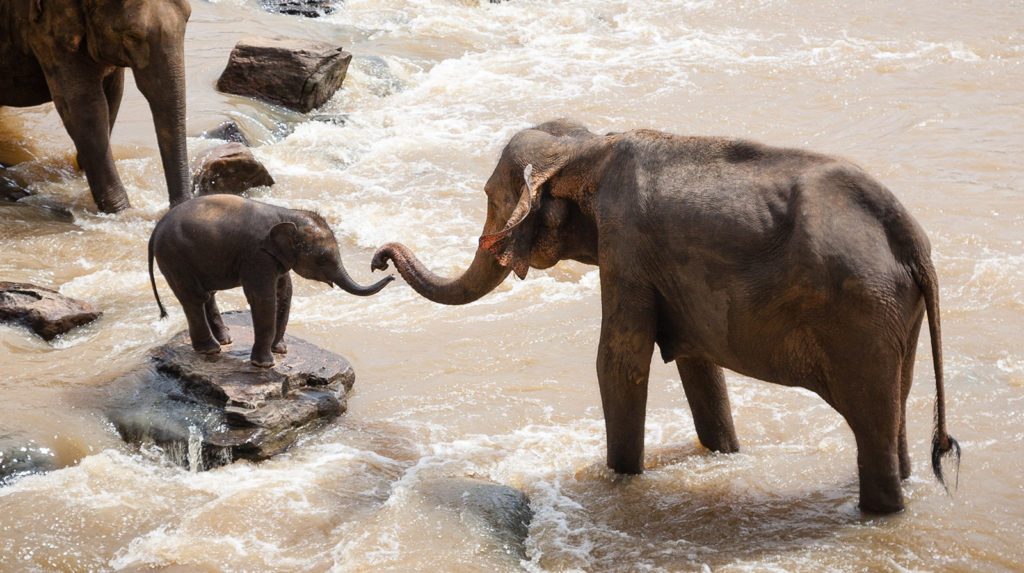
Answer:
2, 0, 1023, 570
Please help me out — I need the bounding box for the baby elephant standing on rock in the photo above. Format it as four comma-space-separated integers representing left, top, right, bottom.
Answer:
149, 195, 393, 367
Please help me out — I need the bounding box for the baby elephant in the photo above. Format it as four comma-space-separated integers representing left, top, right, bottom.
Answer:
148, 194, 393, 367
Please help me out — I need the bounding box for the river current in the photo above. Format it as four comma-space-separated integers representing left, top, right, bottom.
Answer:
1, 1, 1022, 571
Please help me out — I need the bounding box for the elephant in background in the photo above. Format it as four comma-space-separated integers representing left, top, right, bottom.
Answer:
149, 195, 393, 367
0, 0, 191, 213
372, 119, 961, 514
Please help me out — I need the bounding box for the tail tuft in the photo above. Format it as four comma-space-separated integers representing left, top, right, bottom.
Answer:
931, 431, 961, 495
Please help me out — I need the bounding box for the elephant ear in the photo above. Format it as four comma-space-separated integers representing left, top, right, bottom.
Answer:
30, 0, 86, 53
261, 222, 298, 271
479, 164, 543, 280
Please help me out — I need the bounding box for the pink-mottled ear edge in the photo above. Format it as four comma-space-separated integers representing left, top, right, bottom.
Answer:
478, 165, 540, 279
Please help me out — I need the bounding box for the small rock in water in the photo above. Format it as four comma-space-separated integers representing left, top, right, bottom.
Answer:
216, 36, 352, 113
107, 311, 354, 470
1, 172, 31, 202
0, 282, 102, 340
192, 142, 275, 196
416, 477, 533, 560
0, 440, 58, 486
259, 0, 337, 17
200, 120, 252, 147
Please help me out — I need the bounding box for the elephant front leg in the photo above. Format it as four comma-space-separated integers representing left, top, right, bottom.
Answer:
42, 58, 131, 213
676, 358, 740, 453
271, 273, 292, 355
597, 286, 657, 475
243, 278, 279, 368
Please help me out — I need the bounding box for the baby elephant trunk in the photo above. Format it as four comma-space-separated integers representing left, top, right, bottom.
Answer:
332, 264, 394, 296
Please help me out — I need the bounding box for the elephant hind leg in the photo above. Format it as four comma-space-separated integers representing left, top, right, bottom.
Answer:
168, 283, 220, 354
205, 292, 232, 346
897, 311, 926, 481
832, 356, 906, 513
676, 357, 739, 453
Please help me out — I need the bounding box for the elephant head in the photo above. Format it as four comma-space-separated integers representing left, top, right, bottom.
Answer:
372, 119, 604, 304
263, 212, 394, 296
78, 0, 193, 206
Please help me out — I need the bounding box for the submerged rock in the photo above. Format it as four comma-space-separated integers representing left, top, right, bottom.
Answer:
200, 120, 252, 147
259, 0, 337, 17
0, 440, 58, 486
107, 312, 354, 470
216, 36, 353, 113
0, 282, 102, 340
192, 142, 275, 196
1, 172, 31, 202
416, 477, 533, 560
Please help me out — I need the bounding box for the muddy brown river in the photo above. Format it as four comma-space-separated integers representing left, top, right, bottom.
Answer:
1, 0, 1022, 571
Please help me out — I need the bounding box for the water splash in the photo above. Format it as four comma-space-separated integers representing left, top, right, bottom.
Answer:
187, 425, 203, 474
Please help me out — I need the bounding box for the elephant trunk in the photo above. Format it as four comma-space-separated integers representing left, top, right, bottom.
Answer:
132, 41, 191, 207
332, 262, 394, 296
371, 243, 512, 305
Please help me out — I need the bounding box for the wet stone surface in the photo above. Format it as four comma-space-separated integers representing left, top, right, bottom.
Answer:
216, 36, 352, 113
192, 142, 275, 196
0, 282, 102, 340
107, 312, 354, 470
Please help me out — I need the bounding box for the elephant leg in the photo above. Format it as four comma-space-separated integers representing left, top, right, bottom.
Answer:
102, 69, 125, 135
676, 357, 739, 453
41, 58, 130, 213
597, 283, 657, 475
849, 412, 904, 514
832, 351, 905, 514
164, 276, 219, 354
242, 277, 278, 368
897, 311, 925, 481
204, 292, 232, 346
271, 273, 292, 354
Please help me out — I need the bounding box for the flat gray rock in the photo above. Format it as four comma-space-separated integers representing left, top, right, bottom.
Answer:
108, 311, 354, 469
0, 282, 102, 340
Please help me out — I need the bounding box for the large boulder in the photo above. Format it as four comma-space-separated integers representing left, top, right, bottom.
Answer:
216, 36, 353, 113
0, 282, 102, 340
107, 311, 354, 470
192, 142, 274, 196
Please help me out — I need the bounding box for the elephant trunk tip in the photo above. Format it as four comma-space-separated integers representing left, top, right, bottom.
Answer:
371, 244, 398, 272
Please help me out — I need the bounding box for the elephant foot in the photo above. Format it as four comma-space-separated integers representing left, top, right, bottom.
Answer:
250, 357, 275, 368
272, 341, 287, 355
194, 343, 221, 355
213, 328, 233, 346
250, 350, 275, 368
93, 190, 131, 214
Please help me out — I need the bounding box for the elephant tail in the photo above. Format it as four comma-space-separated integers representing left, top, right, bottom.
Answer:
148, 233, 168, 319
915, 259, 961, 494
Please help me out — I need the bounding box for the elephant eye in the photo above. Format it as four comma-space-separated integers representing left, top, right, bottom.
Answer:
317, 255, 331, 266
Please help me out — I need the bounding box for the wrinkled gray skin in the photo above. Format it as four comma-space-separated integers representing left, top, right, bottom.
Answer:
0, 0, 191, 213
150, 195, 394, 367
372, 119, 960, 514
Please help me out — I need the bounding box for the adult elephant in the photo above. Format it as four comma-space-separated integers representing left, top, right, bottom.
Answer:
0, 0, 191, 213
372, 119, 960, 514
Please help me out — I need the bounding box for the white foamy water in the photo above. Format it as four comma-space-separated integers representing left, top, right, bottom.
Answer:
2, 0, 1023, 571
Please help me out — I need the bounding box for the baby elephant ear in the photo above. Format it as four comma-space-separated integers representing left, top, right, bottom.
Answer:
261, 222, 298, 270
